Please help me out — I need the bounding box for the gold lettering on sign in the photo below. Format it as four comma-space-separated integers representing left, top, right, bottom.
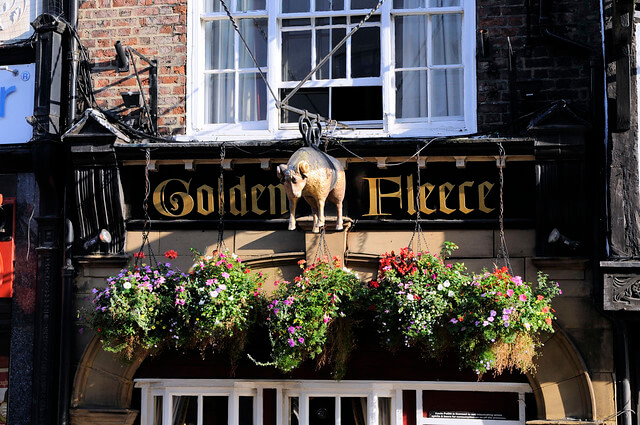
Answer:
363, 176, 403, 216
458, 181, 474, 214
197, 184, 215, 216
153, 178, 195, 217
229, 175, 248, 216
267, 184, 288, 215
419, 182, 437, 214
407, 175, 415, 215
478, 181, 495, 213
439, 183, 456, 214
251, 184, 267, 215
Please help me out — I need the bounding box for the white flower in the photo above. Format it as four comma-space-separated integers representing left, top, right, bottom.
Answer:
437, 284, 444, 291
443, 280, 450, 288
232, 253, 238, 259
210, 291, 219, 298
448, 290, 455, 297
229, 296, 234, 301
123, 282, 132, 289
407, 294, 414, 301
219, 284, 227, 290
199, 300, 205, 305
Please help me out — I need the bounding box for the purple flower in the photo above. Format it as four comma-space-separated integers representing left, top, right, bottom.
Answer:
504, 322, 510, 327
298, 337, 304, 344
288, 338, 295, 347
92, 288, 98, 294
450, 318, 458, 324
490, 310, 497, 317
288, 326, 296, 334
483, 320, 489, 326
487, 316, 494, 322
502, 314, 510, 321
283, 299, 292, 306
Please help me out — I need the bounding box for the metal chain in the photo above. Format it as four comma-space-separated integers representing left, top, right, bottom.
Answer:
496, 143, 512, 272
314, 227, 333, 262
217, 144, 227, 252
408, 144, 430, 253
136, 148, 157, 266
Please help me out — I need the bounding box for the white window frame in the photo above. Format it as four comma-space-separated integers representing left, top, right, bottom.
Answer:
184, 0, 477, 141
136, 379, 530, 425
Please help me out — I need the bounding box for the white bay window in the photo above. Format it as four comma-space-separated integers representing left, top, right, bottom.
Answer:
136, 380, 530, 425
186, 0, 476, 140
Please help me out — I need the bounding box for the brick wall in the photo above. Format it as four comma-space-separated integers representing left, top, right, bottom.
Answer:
476, 0, 602, 131
77, 0, 602, 136
77, 0, 187, 136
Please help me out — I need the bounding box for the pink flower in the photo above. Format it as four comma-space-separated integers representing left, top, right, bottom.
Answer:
506, 289, 514, 297
226, 263, 233, 270
288, 338, 295, 347
512, 275, 523, 286
519, 294, 527, 302
221, 272, 230, 279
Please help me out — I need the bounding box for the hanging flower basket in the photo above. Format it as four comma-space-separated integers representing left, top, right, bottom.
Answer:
173, 250, 266, 355
366, 242, 562, 375
90, 250, 265, 360
266, 256, 362, 377
90, 254, 184, 359
450, 267, 562, 374
367, 243, 468, 354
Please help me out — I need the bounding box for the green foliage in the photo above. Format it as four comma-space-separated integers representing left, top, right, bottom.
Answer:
266, 256, 363, 377
89, 250, 265, 360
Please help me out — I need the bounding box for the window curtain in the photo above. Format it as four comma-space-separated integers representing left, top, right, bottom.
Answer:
206, 21, 235, 123
396, 2, 462, 119
378, 398, 391, 425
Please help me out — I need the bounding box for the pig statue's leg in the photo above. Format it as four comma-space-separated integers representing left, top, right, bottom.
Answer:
288, 197, 298, 230
317, 198, 326, 231
304, 195, 320, 233
335, 198, 343, 231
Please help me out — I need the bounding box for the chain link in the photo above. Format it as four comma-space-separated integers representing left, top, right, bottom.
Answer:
217, 144, 227, 252
496, 143, 512, 273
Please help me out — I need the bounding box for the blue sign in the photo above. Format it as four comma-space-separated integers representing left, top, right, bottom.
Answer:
0, 86, 16, 118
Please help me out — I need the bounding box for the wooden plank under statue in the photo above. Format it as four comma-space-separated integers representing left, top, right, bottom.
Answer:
277, 146, 345, 233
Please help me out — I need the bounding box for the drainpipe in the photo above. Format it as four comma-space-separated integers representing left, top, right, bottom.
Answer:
615, 319, 632, 425
66, 0, 79, 125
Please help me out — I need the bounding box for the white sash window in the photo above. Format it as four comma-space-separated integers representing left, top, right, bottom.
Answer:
186, 0, 476, 140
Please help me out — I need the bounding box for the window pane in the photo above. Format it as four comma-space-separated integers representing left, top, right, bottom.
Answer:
237, 0, 266, 11
153, 396, 163, 425
282, 31, 312, 81
431, 68, 463, 117
172, 396, 197, 425
393, 0, 424, 8
316, 28, 346, 79
351, 0, 379, 9
351, 27, 380, 77
205, 21, 234, 70
240, 396, 254, 425
378, 398, 391, 425
281, 88, 329, 123
316, 0, 344, 11
204, 0, 220, 13
310, 397, 335, 425
332, 86, 382, 120
341, 397, 367, 425
206, 73, 235, 123
203, 396, 229, 425
350, 15, 380, 23
431, 14, 461, 65
283, 0, 310, 12
239, 18, 268, 68
289, 397, 299, 425
316, 29, 331, 79
428, 0, 460, 6
395, 16, 428, 68
239, 73, 267, 121
283, 19, 312, 27
396, 70, 428, 118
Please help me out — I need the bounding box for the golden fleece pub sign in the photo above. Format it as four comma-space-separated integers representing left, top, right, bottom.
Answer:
122, 161, 534, 225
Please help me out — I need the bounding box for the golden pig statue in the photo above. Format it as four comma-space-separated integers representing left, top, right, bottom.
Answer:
277, 146, 345, 233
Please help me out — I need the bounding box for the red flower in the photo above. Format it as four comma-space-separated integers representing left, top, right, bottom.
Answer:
164, 249, 178, 259
368, 304, 376, 311
134, 252, 145, 259
545, 317, 552, 326
537, 295, 544, 301
369, 280, 379, 288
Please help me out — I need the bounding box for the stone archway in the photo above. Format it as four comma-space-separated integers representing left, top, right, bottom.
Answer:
70, 325, 600, 425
